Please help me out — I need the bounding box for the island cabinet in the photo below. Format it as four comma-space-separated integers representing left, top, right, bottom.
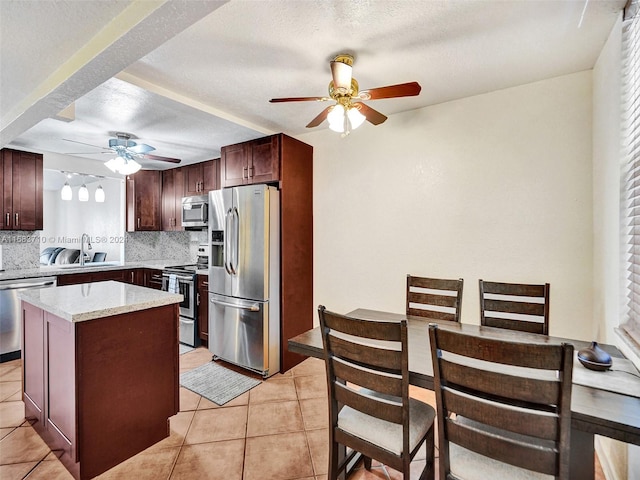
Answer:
126, 170, 162, 231
221, 136, 279, 187
1, 148, 43, 230
184, 158, 220, 195
197, 274, 208, 345
161, 167, 184, 231
20, 282, 181, 480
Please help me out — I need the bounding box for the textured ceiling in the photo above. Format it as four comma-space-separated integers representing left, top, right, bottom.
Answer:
0, 0, 626, 170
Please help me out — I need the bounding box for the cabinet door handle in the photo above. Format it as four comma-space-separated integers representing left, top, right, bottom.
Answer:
249, 165, 254, 178
243, 167, 248, 179
137, 218, 141, 229
5, 213, 9, 226
197, 292, 201, 306
131, 271, 134, 283
15, 213, 18, 227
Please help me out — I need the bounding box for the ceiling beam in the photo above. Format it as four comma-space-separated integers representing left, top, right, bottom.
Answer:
115, 71, 274, 136
0, 0, 228, 147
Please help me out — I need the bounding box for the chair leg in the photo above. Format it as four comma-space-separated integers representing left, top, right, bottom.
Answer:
418, 427, 436, 480
328, 439, 339, 480
363, 456, 372, 470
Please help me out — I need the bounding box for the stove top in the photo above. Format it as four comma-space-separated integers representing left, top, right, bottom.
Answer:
163, 264, 207, 274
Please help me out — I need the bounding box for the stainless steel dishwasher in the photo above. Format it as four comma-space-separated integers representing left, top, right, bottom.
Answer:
0, 276, 57, 362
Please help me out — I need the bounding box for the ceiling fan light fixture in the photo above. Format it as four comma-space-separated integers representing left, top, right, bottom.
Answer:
347, 105, 366, 129
95, 185, 105, 203
118, 158, 142, 175
61, 182, 72, 201
328, 104, 346, 132
78, 184, 89, 202
105, 156, 125, 173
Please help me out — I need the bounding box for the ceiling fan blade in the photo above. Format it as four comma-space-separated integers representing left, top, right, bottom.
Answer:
62, 138, 106, 150
356, 102, 387, 125
128, 143, 155, 154
358, 81, 422, 101
306, 106, 332, 128
270, 96, 330, 103
143, 153, 181, 164
63, 150, 113, 155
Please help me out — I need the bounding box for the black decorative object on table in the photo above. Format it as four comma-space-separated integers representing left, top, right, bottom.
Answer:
577, 341, 613, 371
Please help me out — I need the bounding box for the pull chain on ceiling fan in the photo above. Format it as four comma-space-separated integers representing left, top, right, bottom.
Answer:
269, 54, 421, 136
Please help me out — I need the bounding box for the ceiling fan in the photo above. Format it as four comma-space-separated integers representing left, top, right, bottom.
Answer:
269, 54, 421, 136
63, 132, 181, 174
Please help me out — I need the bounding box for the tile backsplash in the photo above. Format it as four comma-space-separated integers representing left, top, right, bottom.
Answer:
0, 231, 42, 270
124, 230, 207, 263
0, 230, 208, 270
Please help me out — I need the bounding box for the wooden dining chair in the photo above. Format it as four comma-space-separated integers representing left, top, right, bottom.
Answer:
428, 324, 574, 480
478, 279, 550, 335
318, 305, 436, 480
407, 275, 464, 322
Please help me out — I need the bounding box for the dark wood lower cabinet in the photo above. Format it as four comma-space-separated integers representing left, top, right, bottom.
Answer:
144, 268, 163, 290
57, 269, 141, 286
22, 301, 179, 480
197, 274, 208, 346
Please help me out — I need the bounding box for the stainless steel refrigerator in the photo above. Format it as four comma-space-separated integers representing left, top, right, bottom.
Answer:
208, 185, 280, 377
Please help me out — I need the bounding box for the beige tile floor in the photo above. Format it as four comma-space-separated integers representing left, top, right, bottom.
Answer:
0, 347, 606, 480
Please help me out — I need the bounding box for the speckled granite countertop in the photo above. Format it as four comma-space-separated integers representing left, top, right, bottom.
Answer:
18, 280, 184, 322
0, 259, 186, 282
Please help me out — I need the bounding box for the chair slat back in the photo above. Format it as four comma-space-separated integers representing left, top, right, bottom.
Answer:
318, 306, 409, 429
406, 275, 464, 322
479, 279, 550, 335
429, 324, 573, 480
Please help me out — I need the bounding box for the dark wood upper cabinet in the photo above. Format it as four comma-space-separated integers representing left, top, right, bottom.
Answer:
161, 167, 184, 231
126, 170, 162, 232
221, 136, 279, 187
1, 148, 43, 230
202, 158, 219, 192
184, 159, 219, 195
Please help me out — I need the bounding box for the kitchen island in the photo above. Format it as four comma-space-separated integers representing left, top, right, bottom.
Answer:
18, 281, 183, 480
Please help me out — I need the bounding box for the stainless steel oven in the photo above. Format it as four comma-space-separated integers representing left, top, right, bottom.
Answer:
162, 267, 197, 346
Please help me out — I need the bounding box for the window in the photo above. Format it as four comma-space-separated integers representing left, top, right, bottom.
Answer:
621, 0, 640, 347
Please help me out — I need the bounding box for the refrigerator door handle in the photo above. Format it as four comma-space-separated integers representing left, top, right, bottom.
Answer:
232, 207, 240, 274
210, 297, 260, 312
224, 208, 234, 275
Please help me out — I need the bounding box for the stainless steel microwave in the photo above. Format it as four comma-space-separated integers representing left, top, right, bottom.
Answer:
181, 195, 208, 229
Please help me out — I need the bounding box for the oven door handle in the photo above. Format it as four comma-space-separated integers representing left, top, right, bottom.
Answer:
162, 274, 194, 282
179, 318, 195, 325
210, 298, 260, 312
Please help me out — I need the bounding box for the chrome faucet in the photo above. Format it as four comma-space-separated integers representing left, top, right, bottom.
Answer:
80, 233, 92, 266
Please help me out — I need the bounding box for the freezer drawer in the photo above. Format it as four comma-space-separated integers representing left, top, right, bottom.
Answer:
208, 292, 279, 377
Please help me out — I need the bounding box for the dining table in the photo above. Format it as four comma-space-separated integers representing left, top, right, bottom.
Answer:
288, 308, 640, 480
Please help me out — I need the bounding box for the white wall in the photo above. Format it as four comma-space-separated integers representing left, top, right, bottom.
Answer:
300, 71, 594, 340
593, 14, 624, 347
43, 178, 124, 262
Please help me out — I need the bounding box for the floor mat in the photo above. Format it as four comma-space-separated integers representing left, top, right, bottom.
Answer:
180, 361, 262, 405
